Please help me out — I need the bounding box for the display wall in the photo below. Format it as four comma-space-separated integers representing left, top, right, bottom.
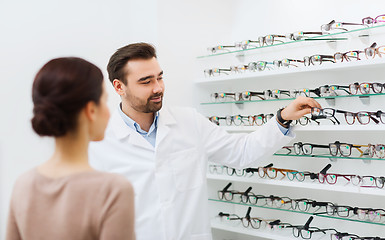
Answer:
195, 1, 385, 239
0, 0, 161, 236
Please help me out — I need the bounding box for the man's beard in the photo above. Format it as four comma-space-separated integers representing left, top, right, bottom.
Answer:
126, 92, 163, 113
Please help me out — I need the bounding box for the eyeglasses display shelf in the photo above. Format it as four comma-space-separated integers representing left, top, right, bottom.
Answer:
199, 18, 385, 238
207, 174, 385, 197
196, 58, 385, 84
209, 199, 385, 227
201, 92, 385, 105
211, 221, 289, 240
198, 25, 385, 59
221, 125, 385, 133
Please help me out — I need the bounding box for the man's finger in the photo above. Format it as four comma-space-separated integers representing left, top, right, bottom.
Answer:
301, 97, 321, 109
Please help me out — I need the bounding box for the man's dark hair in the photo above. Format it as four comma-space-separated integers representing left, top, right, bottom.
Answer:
107, 42, 157, 85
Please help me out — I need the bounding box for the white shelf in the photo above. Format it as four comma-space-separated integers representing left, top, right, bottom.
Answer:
211, 221, 293, 240
207, 174, 385, 196
196, 58, 385, 84
221, 125, 385, 133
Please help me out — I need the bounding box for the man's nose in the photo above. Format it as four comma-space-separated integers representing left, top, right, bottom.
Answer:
153, 81, 163, 93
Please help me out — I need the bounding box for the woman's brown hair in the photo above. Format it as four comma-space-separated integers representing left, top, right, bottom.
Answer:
31, 57, 103, 137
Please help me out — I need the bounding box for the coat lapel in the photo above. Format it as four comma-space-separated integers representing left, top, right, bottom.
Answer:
109, 110, 154, 151
155, 107, 177, 148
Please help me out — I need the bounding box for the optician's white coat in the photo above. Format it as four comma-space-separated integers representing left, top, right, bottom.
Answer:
89, 106, 295, 240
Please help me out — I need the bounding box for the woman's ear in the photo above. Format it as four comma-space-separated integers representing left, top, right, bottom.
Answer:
113, 79, 125, 96
84, 101, 97, 122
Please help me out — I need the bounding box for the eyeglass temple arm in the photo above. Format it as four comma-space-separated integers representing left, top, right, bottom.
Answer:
263, 163, 274, 168
268, 219, 281, 226
370, 114, 380, 124
342, 22, 369, 26
218, 68, 232, 72
335, 86, 351, 94
310, 118, 321, 125
311, 201, 330, 207
249, 91, 266, 100
310, 88, 321, 97
282, 146, 293, 154
245, 167, 259, 173
319, 228, 338, 233
320, 164, 332, 175
223, 182, 232, 192
243, 187, 252, 196
245, 207, 252, 218
218, 212, 230, 217
218, 45, 237, 48
289, 59, 304, 63
304, 172, 318, 179
303, 216, 314, 230
312, 144, 329, 148
303, 31, 324, 35
369, 42, 378, 48
352, 144, 369, 154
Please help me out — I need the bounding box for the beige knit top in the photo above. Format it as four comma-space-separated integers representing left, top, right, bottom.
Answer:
6, 169, 135, 240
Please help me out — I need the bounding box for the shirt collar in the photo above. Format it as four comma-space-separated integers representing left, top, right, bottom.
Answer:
118, 103, 159, 136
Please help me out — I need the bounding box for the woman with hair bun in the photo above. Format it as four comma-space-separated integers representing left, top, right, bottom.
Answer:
6, 57, 135, 240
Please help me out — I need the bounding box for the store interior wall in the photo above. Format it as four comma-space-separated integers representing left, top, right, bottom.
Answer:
1, 0, 384, 238
0, 0, 161, 235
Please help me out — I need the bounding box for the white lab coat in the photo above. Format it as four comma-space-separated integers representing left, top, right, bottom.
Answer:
89, 106, 294, 240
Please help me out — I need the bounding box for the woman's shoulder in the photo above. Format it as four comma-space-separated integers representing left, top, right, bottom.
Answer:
14, 169, 132, 194
92, 171, 132, 186
13, 168, 39, 188
82, 171, 134, 193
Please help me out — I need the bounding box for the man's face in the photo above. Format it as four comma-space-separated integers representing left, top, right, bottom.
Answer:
121, 57, 164, 113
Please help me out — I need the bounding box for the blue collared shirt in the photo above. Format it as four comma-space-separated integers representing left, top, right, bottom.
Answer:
276, 118, 290, 135
118, 105, 159, 148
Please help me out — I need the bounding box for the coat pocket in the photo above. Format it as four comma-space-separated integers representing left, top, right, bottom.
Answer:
169, 147, 203, 192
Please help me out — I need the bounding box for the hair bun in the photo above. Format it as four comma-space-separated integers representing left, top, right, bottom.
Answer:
31, 101, 69, 137
31, 57, 103, 137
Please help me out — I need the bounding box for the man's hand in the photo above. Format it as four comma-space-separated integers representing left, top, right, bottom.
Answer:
281, 96, 322, 121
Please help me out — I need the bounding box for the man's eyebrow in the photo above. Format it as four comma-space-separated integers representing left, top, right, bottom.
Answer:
137, 71, 163, 82
138, 75, 154, 82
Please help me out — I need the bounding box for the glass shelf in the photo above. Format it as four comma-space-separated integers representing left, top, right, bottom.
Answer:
208, 198, 385, 226
197, 24, 385, 59
201, 93, 385, 105
273, 153, 385, 161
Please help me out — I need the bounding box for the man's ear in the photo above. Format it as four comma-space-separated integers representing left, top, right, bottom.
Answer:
113, 79, 126, 96
84, 101, 97, 122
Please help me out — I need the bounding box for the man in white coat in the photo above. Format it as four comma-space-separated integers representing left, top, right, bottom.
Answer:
89, 43, 321, 240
